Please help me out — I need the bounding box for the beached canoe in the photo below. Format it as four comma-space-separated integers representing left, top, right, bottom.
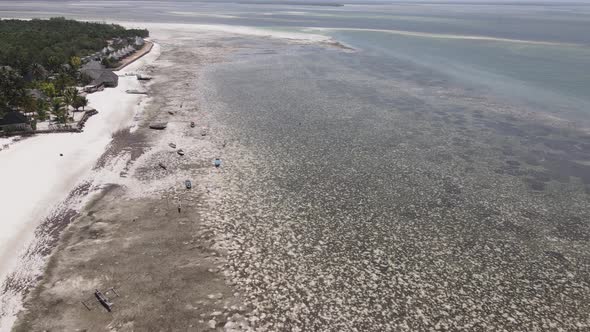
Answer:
149, 123, 167, 130
126, 89, 148, 95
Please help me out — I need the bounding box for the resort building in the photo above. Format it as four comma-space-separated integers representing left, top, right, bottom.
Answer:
80, 60, 118, 90
135, 36, 145, 47
0, 111, 32, 132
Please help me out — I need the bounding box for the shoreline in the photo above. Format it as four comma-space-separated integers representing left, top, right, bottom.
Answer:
10, 31, 247, 331
0, 43, 159, 331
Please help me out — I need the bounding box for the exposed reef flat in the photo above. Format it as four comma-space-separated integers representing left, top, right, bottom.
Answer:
198, 39, 590, 330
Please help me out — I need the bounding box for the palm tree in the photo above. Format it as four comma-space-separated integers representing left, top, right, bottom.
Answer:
51, 98, 67, 124
46, 55, 62, 73
36, 98, 50, 121
63, 87, 79, 116
54, 72, 75, 94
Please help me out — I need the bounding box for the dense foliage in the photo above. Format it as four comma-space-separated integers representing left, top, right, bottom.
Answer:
0, 67, 26, 112
0, 17, 148, 74
0, 18, 149, 125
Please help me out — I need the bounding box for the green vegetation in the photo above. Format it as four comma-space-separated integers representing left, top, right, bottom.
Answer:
0, 17, 149, 126
0, 67, 26, 112
0, 17, 148, 75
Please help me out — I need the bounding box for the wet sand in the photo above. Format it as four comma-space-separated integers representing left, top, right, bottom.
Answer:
0, 43, 161, 330
11, 30, 252, 331
13, 187, 243, 331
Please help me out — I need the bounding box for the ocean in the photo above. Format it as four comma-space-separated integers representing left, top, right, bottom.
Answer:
2, 1, 590, 330
1, 0, 590, 122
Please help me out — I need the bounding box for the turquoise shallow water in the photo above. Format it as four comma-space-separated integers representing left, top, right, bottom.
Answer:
1, 0, 590, 122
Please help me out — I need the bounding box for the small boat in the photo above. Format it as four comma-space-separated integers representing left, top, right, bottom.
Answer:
190, 121, 195, 128
126, 89, 148, 95
82, 287, 119, 312
169, 143, 176, 149
136, 74, 152, 81
158, 162, 167, 170
185, 180, 192, 189
214, 158, 221, 168
177, 149, 184, 156
149, 123, 167, 130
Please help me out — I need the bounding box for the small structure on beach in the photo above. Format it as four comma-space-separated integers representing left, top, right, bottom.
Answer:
135, 36, 145, 47
0, 111, 32, 133
101, 46, 115, 55
81, 60, 119, 89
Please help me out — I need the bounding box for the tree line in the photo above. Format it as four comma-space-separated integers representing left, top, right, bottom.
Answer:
0, 17, 148, 75
0, 17, 149, 127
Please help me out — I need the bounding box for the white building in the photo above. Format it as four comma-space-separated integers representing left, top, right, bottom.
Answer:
134, 36, 145, 47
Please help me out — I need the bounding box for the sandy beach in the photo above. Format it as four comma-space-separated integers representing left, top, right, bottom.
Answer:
0, 43, 160, 330
8, 27, 250, 331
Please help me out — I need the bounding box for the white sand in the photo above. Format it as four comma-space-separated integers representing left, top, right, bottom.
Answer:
0, 44, 160, 330
117, 21, 333, 44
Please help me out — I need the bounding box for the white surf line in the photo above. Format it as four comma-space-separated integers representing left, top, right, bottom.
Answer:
167, 12, 240, 19
306, 27, 580, 46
